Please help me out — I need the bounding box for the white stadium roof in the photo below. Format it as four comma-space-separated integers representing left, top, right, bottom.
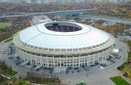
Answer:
19, 21, 109, 49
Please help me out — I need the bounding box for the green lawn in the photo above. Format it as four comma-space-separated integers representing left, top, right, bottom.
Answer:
0, 23, 8, 29
4, 37, 13, 43
8, 70, 17, 76
76, 83, 84, 85
110, 76, 130, 85
117, 52, 131, 71
0, 67, 17, 76
128, 52, 131, 58
0, 75, 9, 84
26, 76, 61, 84
126, 69, 131, 79
117, 62, 131, 71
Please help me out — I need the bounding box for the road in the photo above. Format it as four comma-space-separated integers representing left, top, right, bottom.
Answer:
81, 15, 131, 24
0, 8, 95, 18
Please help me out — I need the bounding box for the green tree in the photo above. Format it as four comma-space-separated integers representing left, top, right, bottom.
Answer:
127, 40, 131, 52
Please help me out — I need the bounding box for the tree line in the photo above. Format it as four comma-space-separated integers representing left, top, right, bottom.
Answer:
0, 16, 31, 42
0, 2, 131, 18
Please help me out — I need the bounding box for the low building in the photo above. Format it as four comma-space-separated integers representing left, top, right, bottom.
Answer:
32, 15, 52, 24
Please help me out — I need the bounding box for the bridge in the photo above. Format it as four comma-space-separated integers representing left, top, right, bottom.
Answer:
0, 8, 95, 18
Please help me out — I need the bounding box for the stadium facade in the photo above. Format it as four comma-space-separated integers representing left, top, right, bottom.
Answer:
13, 21, 115, 68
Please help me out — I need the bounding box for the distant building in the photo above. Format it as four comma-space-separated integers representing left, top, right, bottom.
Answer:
32, 15, 52, 24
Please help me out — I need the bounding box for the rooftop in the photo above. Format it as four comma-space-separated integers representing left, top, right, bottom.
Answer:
19, 21, 110, 49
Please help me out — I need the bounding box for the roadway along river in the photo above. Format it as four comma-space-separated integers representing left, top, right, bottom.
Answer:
80, 15, 131, 24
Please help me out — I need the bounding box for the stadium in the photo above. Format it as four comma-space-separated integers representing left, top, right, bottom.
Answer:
13, 21, 115, 68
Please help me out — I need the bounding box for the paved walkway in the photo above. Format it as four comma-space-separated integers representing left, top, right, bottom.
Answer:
57, 39, 129, 85
0, 42, 27, 78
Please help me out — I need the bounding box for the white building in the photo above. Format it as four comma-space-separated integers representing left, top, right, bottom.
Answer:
13, 21, 115, 68
32, 15, 52, 24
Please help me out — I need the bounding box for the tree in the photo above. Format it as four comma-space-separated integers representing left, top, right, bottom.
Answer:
127, 40, 131, 52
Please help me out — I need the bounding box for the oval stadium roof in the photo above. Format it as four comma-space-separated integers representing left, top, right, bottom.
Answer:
19, 21, 109, 49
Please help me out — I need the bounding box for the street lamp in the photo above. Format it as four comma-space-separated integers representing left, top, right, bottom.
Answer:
67, 79, 70, 85
81, 79, 84, 83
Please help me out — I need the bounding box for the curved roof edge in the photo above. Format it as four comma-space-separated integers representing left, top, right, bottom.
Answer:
13, 32, 115, 55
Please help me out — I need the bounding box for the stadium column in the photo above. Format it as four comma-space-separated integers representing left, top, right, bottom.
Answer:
104, 51, 106, 60
29, 54, 35, 64
46, 56, 49, 68
18, 49, 20, 58
35, 55, 37, 65
79, 56, 80, 67
98, 52, 100, 62
100, 52, 102, 61
60, 58, 61, 67
23, 51, 25, 61
26, 54, 33, 63
106, 49, 109, 59
53, 56, 55, 67
21, 51, 24, 61
72, 56, 74, 68
40, 55, 42, 66
109, 48, 111, 57
66, 56, 68, 67
16, 47, 18, 56
102, 51, 105, 60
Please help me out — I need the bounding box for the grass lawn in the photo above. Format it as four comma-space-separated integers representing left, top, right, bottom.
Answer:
117, 62, 131, 71
4, 37, 13, 43
128, 52, 131, 58
110, 76, 130, 85
126, 69, 131, 79
0, 67, 17, 76
8, 70, 17, 76
0, 75, 9, 84
76, 83, 84, 85
0, 23, 8, 29
26, 76, 60, 84
44, 68, 52, 70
